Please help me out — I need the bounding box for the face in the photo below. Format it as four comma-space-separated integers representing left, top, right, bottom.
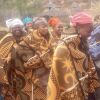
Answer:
54, 23, 63, 36
26, 22, 33, 28
38, 22, 49, 36
11, 25, 23, 37
77, 23, 93, 38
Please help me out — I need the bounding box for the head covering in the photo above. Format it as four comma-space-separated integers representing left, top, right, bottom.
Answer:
6, 19, 13, 28
48, 17, 61, 28
6, 18, 24, 28
70, 12, 93, 26
23, 17, 33, 24
34, 17, 48, 27
33, 17, 39, 23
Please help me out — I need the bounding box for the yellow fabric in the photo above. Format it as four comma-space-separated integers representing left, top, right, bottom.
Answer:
24, 30, 51, 53
47, 35, 100, 100
23, 30, 53, 68
6, 30, 53, 100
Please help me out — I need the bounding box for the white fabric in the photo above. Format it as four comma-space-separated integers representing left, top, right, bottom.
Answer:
6, 19, 13, 28
6, 18, 24, 28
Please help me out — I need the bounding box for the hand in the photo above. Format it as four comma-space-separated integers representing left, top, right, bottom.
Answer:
24, 55, 41, 68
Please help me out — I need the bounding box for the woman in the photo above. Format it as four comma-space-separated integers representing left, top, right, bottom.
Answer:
47, 12, 100, 100
22, 17, 34, 33
7, 18, 53, 100
48, 17, 64, 46
0, 18, 26, 100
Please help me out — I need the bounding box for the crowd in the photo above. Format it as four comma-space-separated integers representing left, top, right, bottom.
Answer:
0, 12, 100, 100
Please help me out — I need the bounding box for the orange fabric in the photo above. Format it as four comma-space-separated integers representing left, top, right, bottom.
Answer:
47, 35, 100, 100
48, 17, 61, 28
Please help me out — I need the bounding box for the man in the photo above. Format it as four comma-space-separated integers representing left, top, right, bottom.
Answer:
47, 12, 100, 100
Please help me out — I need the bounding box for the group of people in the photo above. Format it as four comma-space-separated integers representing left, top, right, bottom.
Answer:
0, 12, 99, 100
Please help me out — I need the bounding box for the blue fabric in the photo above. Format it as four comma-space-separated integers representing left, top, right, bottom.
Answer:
0, 96, 4, 100
88, 25, 100, 60
23, 17, 32, 24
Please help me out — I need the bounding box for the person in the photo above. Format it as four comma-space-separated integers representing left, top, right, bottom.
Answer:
23, 17, 33, 26
0, 18, 26, 63
22, 16, 33, 33
4, 18, 53, 100
94, 15, 100, 24
47, 12, 100, 100
48, 17, 65, 46
0, 96, 3, 100
48, 17, 61, 28
0, 18, 27, 100
28, 17, 52, 53
88, 25, 100, 77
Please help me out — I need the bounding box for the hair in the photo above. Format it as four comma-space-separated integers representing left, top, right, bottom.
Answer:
79, 37, 89, 54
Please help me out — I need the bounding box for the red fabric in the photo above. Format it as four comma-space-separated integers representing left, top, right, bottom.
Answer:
48, 17, 61, 28
70, 12, 93, 26
26, 23, 33, 27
